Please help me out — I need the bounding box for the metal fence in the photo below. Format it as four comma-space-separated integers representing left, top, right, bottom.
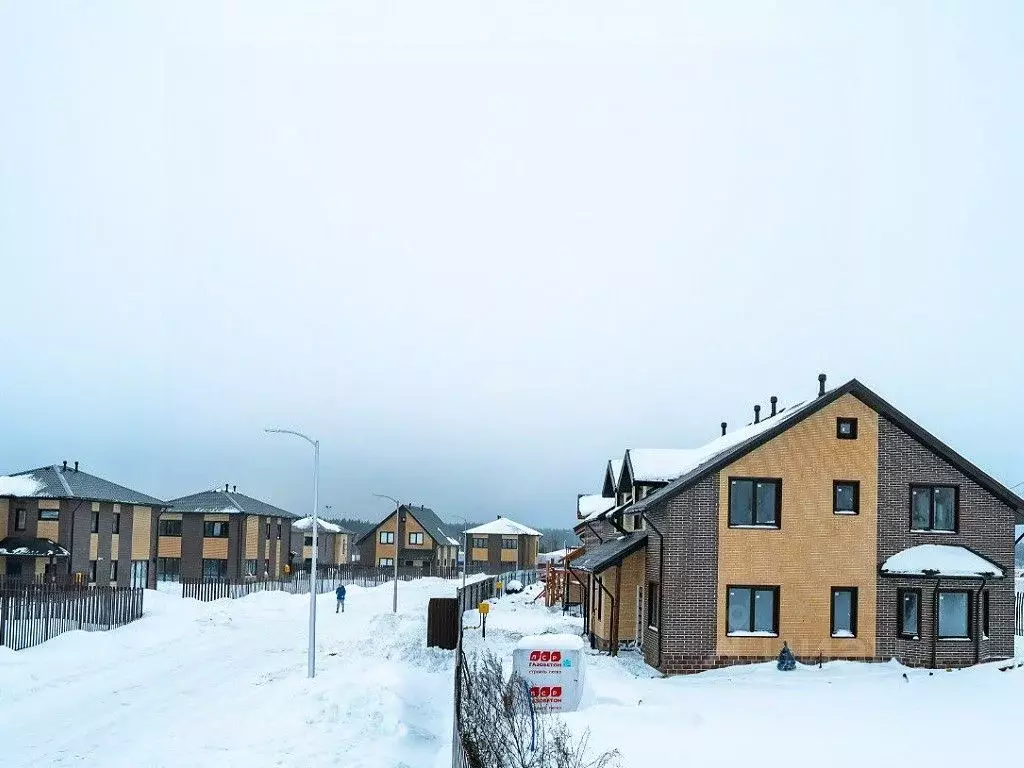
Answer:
181, 564, 469, 602
0, 581, 144, 651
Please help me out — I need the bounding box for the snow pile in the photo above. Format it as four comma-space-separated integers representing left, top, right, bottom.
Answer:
464, 517, 541, 537
880, 544, 1004, 578
0, 475, 45, 496
505, 579, 524, 593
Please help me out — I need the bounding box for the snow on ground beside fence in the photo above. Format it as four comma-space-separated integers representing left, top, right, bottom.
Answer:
2, 576, 1022, 768
0, 577, 470, 768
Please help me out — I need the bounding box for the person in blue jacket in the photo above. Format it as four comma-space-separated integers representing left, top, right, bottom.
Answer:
336, 584, 346, 613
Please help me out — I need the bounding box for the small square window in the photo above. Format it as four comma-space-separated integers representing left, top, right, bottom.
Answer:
833, 481, 860, 515
837, 418, 858, 439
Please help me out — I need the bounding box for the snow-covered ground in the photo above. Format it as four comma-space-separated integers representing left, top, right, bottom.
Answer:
2, 579, 1022, 768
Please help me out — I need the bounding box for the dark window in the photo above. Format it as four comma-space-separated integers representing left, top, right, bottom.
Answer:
830, 587, 858, 637
14, 508, 27, 530
937, 590, 971, 638
245, 559, 258, 577
647, 582, 660, 630
836, 417, 858, 439
596, 577, 602, 620
897, 588, 921, 638
409, 532, 424, 545
158, 519, 182, 536
833, 481, 860, 515
156, 557, 181, 581
113, 512, 121, 534
910, 485, 958, 532
91, 511, 99, 533
502, 538, 518, 550
378, 557, 394, 567
202, 559, 228, 580
982, 590, 990, 638
88, 560, 97, 583
472, 537, 487, 549
203, 521, 229, 538
631, 514, 644, 530
277, 522, 282, 540
304, 535, 313, 546
379, 531, 394, 544
110, 560, 119, 582
266, 522, 271, 539
264, 558, 270, 575
726, 586, 779, 635
728, 478, 781, 528
38, 507, 59, 521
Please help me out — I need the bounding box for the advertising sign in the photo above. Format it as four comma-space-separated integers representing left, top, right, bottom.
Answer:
511, 634, 585, 713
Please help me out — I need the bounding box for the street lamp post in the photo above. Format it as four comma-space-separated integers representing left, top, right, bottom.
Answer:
265, 428, 320, 679
372, 493, 401, 613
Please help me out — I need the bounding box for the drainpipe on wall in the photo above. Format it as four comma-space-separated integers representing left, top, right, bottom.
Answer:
975, 577, 987, 665
931, 577, 941, 669
639, 510, 664, 670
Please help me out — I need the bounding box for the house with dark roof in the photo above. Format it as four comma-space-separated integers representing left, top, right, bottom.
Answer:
572, 374, 1024, 673
161, 485, 300, 582
356, 504, 460, 570
0, 461, 167, 587
463, 516, 542, 573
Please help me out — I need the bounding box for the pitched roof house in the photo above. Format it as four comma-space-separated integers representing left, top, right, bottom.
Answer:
0, 461, 166, 587
573, 375, 1024, 673
356, 504, 460, 570
463, 516, 542, 573
162, 486, 300, 582
293, 516, 354, 567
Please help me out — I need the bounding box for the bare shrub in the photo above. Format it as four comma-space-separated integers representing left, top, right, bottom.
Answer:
458, 650, 619, 768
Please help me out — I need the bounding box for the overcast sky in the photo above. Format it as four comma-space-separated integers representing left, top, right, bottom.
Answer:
1, 2, 1021, 528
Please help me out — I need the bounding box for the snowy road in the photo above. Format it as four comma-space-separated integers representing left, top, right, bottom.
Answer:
0, 580, 463, 768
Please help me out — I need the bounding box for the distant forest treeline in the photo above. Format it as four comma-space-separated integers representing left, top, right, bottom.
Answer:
329, 517, 579, 554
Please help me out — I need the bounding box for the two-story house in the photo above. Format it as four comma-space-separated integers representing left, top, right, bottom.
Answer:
293, 516, 353, 568
0, 461, 166, 587
610, 375, 1024, 674
356, 504, 460, 570
161, 486, 299, 581
463, 516, 542, 573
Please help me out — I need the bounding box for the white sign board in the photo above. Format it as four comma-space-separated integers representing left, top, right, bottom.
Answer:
512, 634, 585, 713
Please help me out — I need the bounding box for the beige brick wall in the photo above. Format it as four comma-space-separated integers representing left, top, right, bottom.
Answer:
404, 516, 434, 550
588, 548, 647, 646
373, 515, 398, 563
0, 499, 8, 538
717, 393, 879, 659
132, 506, 152, 559
244, 515, 258, 558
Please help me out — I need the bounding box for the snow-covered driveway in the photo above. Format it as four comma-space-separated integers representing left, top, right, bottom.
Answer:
0, 580, 462, 768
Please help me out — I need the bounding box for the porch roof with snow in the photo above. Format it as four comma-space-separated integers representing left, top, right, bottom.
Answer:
293, 516, 349, 534
0, 536, 70, 558
879, 544, 1004, 579
577, 494, 615, 520
573, 532, 647, 574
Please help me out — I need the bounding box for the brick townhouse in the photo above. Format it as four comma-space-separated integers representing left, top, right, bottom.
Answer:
0, 461, 165, 587
160, 486, 299, 581
573, 375, 1023, 673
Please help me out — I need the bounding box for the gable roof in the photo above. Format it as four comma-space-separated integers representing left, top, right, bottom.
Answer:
167, 489, 299, 518
3, 464, 166, 507
601, 459, 623, 497
356, 504, 460, 547
464, 516, 542, 537
574, 532, 647, 573
631, 379, 1024, 519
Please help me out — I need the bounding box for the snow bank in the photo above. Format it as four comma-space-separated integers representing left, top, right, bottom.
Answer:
515, 633, 585, 651
0, 475, 44, 496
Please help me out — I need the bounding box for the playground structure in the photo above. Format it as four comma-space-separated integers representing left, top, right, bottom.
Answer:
538, 546, 586, 613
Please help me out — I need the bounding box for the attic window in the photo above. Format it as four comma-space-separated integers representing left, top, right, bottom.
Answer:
837, 418, 858, 440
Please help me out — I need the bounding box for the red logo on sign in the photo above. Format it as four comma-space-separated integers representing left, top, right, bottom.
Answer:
529, 686, 563, 700
551, 651, 561, 662
529, 651, 541, 661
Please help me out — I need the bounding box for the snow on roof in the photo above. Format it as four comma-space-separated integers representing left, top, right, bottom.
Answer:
609, 459, 623, 486
537, 548, 572, 564
293, 516, 343, 533
464, 517, 542, 537
880, 544, 1004, 579
0, 475, 45, 496
578, 494, 615, 518
626, 449, 704, 483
